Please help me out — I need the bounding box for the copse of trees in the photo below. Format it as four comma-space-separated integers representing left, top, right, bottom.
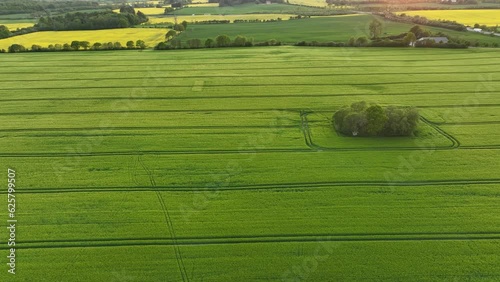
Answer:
333, 101, 420, 137
35, 10, 148, 31
0, 25, 12, 39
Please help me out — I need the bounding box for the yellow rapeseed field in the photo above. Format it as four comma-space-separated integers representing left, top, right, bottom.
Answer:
148, 13, 296, 23
287, 0, 328, 7
402, 9, 500, 26
1, 22, 36, 30
113, 7, 168, 15
0, 28, 168, 50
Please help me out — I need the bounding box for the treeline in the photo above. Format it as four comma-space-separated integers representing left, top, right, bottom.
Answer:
233, 18, 283, 23
4, 40, 147, 53
0, 0, 106, 16
35, 7, 148, 31
333, 102, 420, 137
473, 23, 499, 33
188, 17, 303, 25
380, 12, 466, 32
155, 34, 281, 49
0, 25, 37, 40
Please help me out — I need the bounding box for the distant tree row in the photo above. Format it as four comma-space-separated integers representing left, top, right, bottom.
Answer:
35, 7, 148, 31
333, 102, 420, 137
5, 40, 147, 53
0, 0, 105, 16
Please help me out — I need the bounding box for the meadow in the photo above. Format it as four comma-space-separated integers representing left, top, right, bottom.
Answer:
402, 9, 500, 26
0, 28, 168, 50
0, 47, 499, 281
177, 14, 500, 45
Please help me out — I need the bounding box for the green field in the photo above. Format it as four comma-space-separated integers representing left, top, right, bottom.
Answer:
177, 14, 500, 45
0, 47, 500, 281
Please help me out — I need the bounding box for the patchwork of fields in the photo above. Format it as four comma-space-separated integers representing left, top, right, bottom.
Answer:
1, 47, 500, 281
177, 14, 500, 45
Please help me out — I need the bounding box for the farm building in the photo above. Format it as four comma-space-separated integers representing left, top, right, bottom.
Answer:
417, 37, 449, 44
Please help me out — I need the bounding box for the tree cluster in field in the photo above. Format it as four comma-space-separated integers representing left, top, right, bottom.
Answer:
333, 102, 420, 137
5, 40, 147, 53
155, 34, 281, 49
289, 15, 311, 20
380, 12, 466, 32
35, 7, 148, 31
0, 0, 108, 16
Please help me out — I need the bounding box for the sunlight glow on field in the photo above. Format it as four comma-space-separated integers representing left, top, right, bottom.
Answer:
0, 28, 168, 50
402, 9, 500, 26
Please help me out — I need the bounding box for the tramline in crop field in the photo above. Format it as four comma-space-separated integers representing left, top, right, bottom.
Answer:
0, 47, 499, 281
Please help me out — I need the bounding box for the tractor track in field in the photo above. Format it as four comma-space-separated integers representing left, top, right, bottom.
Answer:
0, 125, 299, 132
7, 232, 500, 250
138, 155, 189, 282
6, 179, 500, 194
1, 50, 496, 62
1, 55, 497, 66
16, 231, 500, 244
1, 145, 499, 158
1, 63, 499, 75
2, 104, 500, 117
1, 79, 498, 91
3, 109, 500, 157
0, 71, 499, 83
0, 90, 498, 102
